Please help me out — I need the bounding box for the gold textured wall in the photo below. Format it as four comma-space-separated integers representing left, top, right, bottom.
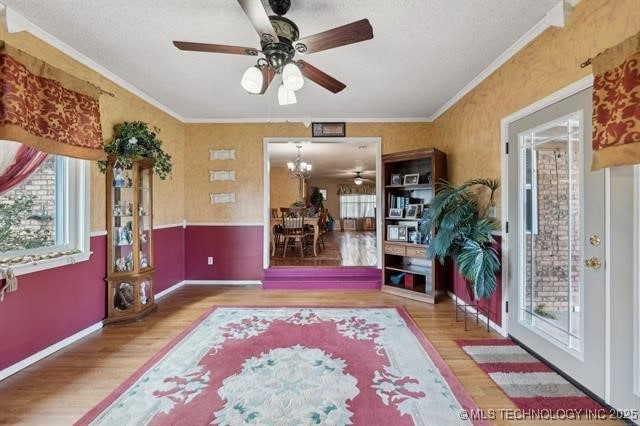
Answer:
269, 167, 301, 210
0, 27, 185, 231
184, 123, 436, 223
430, 0, 640, 202
11, 0, 636, 228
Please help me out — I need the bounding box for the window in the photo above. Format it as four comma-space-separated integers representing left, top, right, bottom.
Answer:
0, 150, 90, 275
524, 148, 538, 234
339, 194, 375, 219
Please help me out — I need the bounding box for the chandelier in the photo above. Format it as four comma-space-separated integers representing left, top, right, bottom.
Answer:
287, 145, 312, 179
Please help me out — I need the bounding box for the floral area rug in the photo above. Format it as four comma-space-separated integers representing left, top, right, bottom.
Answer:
77, 307, 484, 425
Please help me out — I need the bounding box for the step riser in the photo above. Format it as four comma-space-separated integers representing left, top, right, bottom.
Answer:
263, 267, 381, 289
263, 280, 381, 290
264, 267, 380, 279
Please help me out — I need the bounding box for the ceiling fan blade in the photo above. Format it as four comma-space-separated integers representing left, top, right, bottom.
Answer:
297, 60, 346, 93
237, 0, 279, 43
173, 41, 259, 56
295, 19, 373, 54
255, 66, 276, 95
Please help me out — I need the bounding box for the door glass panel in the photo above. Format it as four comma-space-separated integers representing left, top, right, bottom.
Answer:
519, 112, 582, 352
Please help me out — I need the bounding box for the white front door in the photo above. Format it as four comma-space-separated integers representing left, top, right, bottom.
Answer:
507, 87, 606, 397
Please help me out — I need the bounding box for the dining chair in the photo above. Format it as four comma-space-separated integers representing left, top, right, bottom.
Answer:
281, 209, 311, 258
314, 210, 327, 251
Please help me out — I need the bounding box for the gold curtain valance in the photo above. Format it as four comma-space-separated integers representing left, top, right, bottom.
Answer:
0, 41, 104, 160
336, 183, 376, 195
591, 31, 640, 170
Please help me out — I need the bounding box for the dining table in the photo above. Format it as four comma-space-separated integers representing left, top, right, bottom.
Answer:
270, 216, 320, 257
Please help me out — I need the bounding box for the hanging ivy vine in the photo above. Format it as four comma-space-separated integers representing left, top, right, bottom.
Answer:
98, 121, 172, 179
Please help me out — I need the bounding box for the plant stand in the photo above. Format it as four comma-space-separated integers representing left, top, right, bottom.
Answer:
455, 298, 491, 332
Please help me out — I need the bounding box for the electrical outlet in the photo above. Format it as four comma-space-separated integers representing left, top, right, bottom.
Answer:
207, 257, 214, 265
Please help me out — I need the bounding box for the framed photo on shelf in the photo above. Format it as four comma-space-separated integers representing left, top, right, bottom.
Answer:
398, 226, 408, 241
387, 225, 400, 241
405, 204, 422, 219
390, 174, 402, 185
389, 208, 404, 218
403, 173, 420, 185
408, 230, 421, 244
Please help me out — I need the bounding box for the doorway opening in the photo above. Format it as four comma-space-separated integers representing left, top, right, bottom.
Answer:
262, 137, 382, 269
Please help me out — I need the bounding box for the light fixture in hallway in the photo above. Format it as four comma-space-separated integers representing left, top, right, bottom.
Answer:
354, 171, 364, 185
287, 144, 312, 179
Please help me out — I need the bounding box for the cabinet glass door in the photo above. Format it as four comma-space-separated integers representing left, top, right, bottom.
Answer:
138, 166, 153, 270
111, 164, 134, 273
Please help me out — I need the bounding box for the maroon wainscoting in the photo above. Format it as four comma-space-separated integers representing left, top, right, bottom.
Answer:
185, 225, 264, 281
0, 226, 186, 372
153, 226, 186, 293
0, 236, 106, 371
451, 236, 503, 327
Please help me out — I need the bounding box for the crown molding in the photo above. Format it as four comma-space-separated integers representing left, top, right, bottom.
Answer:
1, 5, 186, 122
426, 0, 570, 122
182, 117, 432, 124
2, 2, 568, 125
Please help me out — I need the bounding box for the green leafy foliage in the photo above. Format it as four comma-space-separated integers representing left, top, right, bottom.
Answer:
534, 303, 557, 320
98, 121, 172, 179
309, 187, 324, 209
423, 178, 501, 299
0, 195, 53, 253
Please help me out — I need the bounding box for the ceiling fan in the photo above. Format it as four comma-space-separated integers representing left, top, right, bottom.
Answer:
172, 0, 374, 105
353, 171, 374, 185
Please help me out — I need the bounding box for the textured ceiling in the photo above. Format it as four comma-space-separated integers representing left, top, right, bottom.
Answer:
269, 140, 376, 179
2, 0, 558, 120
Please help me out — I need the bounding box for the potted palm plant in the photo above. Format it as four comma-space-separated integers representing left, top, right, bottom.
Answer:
421, 178, 501, 299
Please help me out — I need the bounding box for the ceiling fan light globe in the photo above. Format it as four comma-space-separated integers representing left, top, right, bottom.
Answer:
282, 63, 304, 91
240, 66, 264, 94
354, 177, 363, 185
278, 84, 297, 105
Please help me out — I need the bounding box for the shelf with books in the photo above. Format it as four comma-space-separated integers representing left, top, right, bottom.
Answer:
381, 148, 448, 304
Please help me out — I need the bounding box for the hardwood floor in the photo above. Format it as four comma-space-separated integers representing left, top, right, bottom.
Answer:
270, 230, 377, 267
0, 286, 619, 425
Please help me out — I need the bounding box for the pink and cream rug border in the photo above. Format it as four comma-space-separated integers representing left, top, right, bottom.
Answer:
77, 306, 486, 425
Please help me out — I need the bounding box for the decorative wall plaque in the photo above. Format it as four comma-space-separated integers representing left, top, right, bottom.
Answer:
210, 192, 236, 204
210, 149, 236, 160
312, 122, 346, 137
210, 170, 236, 181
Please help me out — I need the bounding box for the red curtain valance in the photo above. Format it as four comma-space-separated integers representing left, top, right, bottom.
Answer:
0, 41, 104, 161
591, 31, 640, 170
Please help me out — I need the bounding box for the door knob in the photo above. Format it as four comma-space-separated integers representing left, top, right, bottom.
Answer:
584, 257, 602, 270
589, 235, 601, 246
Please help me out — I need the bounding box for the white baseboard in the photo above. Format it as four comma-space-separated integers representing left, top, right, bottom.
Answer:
0, 321, 103, 382
155, 280, 186, 299
447, 291, 507, 336
185, 280, 262, 286
0, 279, 189, 382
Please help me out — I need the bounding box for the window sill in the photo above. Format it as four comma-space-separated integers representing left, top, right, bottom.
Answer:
8, 251, 93, 277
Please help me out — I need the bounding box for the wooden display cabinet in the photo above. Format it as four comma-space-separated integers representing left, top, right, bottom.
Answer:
104, 157, 157, 324
381, 148, 448, 303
